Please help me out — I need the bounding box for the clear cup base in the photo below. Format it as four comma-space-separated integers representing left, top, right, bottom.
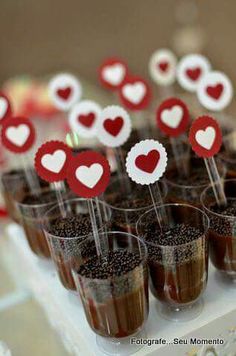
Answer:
156, 298, 203, 322
214, 270, 236, 287
96, 328, 146, 355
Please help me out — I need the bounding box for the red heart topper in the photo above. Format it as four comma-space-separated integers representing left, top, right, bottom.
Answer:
119, 76, 152, 111
158, 61, 169, 73
103, 117, 124, 137
99, 58, 128, 90
135, 150, 160, 173
126, 139, 168, 185
67, 151, 111, 198
78, 113, 95, 128
189, 116, 222, 158
206, 84, 223, 100
1, 117, 36, 153
35, 141, 73, 183
156, 98, 189, 137
0, 92, 12, 124
186, 67, 202, 81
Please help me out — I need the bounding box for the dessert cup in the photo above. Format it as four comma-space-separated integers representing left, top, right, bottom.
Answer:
137, 203, 209, 321
201, 179, 236, 282
104, 175, 167, 235
72, 231, 149, 355
165, 156, 226, 207
43, 198, 111, 291
218, 131, 236, 179
16, 187, 66, 259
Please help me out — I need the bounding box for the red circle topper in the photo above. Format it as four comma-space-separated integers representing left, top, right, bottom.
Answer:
99, 58, 128, 90
0, 92, 12, 124
1, 116, 35, 153
35, 141, 73, 183
119, 76, 152, 111
189, 116, 222, 158
67, 151, 111, 198
156, 97, 189, 137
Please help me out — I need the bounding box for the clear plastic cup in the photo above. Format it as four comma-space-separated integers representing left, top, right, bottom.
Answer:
137, 203, 209, 321
72, 231, 149, 355
16, 187, 67, 259
104, 175, 167, 234
201, 179, 236, 282
165, 156, 226, 206
43, 198, 111, 291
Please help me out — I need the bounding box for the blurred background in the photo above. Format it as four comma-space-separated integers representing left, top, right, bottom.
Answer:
0, 0, 235, 84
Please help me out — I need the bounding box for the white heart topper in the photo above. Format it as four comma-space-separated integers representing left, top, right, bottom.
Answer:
6, 124, 30, 147
195, 126, 216, 150
161, 105, 183, 128
76, 163, 103, 188
103, 64, 125, 85
41, 150, 66, 173
0, 98, 8, 119
122, 82, 145, 104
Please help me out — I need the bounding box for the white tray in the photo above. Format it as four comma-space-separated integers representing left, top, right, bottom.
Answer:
2, 223, 236, 356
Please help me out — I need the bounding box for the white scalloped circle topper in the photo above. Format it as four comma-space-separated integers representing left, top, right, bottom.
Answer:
149, 49, 177, 86
126, 139, 168, 185
96, 105, 131, 148
48, 73, 82, 111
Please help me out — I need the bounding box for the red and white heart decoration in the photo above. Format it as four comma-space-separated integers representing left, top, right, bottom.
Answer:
119, 76, 151, 111
67, 151, 111, 198
149, 49, 177, 86
0, 92, 12, 124
177, 54, 211, 92
197, 71, 233, 111
189, 116, 222, 158
156, 97, 189, 137
96, 105, 131, 148
68, 100, 102, 138
1, 117, 35, 153
99, 58, 128, 90
126, 139, 168, 185
48, 73, 82, 111
35, 141, 73, 182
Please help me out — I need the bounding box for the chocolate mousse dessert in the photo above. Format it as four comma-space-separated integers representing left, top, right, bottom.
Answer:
74, 248, 149, 338
207, 200, 236, 279
47, 214, 96, 290
17, 189, 64, 258
137, 208, 209, 307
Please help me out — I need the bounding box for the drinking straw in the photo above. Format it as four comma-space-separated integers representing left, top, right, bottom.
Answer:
204, 157, 227, 207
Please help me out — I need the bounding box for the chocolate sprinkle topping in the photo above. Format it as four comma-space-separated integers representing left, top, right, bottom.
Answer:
49, 215, 92, 238
78, 250, 142, 279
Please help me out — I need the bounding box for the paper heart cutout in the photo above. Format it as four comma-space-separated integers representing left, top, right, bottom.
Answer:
195, 126, 216, 150
186, 67, 201, 81
6, 124, 30, 147
103, 116, 124, 136
78, 112, 96, 128
41, 150, 66, 173
103, 64, 125, 86
206, 83, 223, 100
135, 150, 160, 173
158, 61, 169, 72
76, 163, 103, 188
161, 105, 183, 129
0, 97, 8, 119
122, 82, 146, 104
56, 87, 72, 100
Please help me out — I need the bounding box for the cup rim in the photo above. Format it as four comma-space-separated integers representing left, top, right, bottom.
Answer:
16, 186, 69, 209
43, 197, 111, 241
136, 203, 210, 248
104, 177, 167, 212
200, 178, 236, 220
